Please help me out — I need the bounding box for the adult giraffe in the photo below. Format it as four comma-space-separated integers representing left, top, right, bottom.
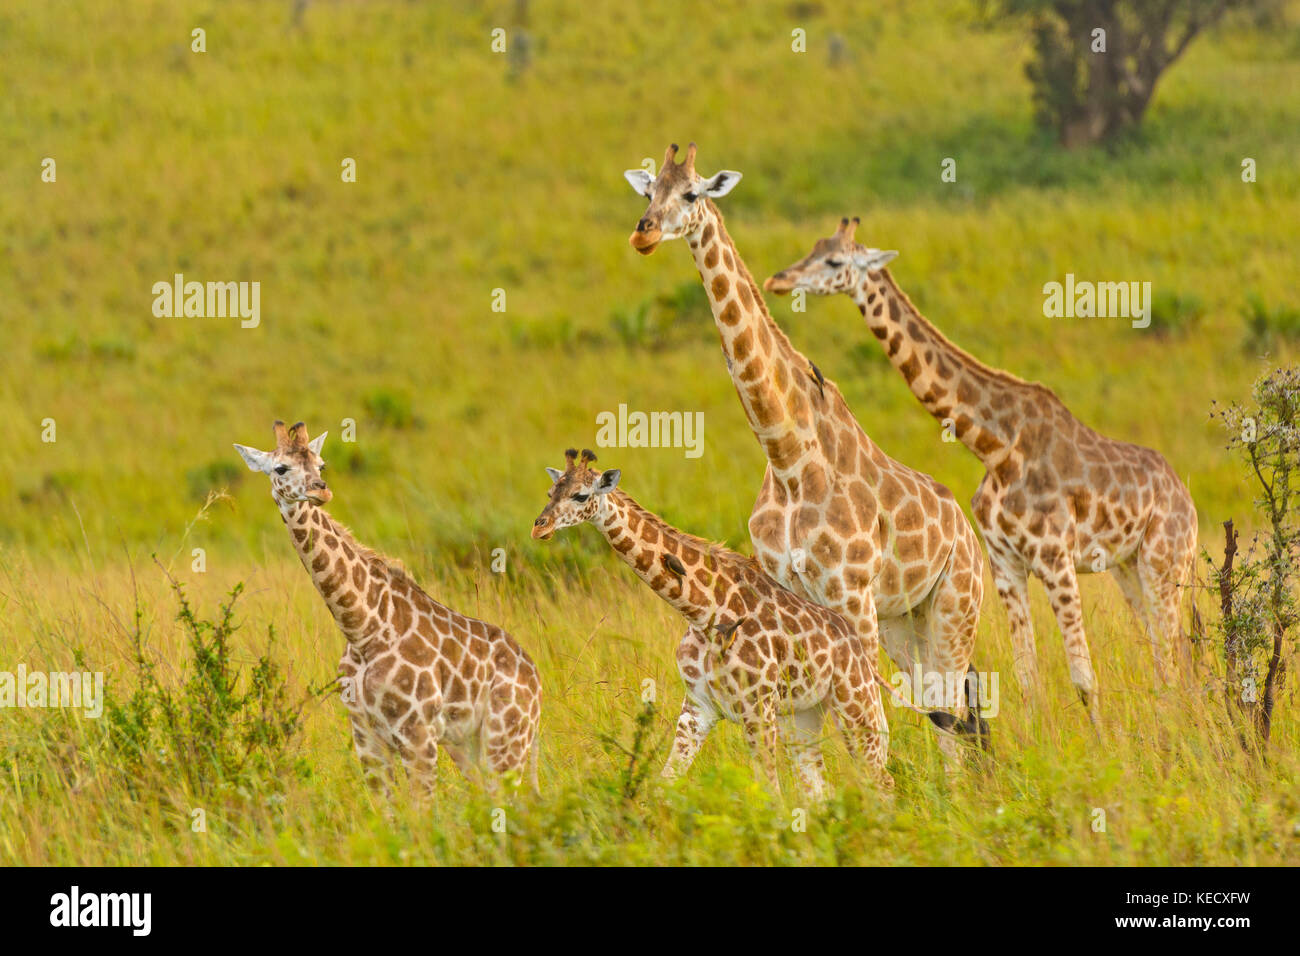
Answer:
625, 144, 986, 750
764, 217, 1198, 708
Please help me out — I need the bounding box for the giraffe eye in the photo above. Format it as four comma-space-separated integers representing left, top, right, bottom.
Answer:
318, 462, 326, 473
683, 191, 698, 202
826, 259, 843, 268
274, 465, 288, 475
572, 493, 590, 503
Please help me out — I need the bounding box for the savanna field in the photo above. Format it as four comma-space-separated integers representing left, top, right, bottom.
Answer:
1, 0, 1298, 866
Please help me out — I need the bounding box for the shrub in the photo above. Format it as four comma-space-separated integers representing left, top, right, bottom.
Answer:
104, 562, 309, 798
1206, 365, 1299, 747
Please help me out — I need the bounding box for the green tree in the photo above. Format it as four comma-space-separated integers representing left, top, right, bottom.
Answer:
995, 1, 1258, 147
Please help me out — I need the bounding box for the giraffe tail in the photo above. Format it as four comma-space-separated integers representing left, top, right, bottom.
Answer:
528, 734, 541, 795
874, 667, 991, 751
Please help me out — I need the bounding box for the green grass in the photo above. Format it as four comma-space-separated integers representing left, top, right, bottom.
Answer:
0, 0, 1297, 865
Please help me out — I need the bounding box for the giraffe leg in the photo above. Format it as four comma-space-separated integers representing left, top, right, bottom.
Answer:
780, 708, 829, 803
348, 712, 394, 797
987, 541, 1039, 702
1040, 555, 1099, 710
662, 694, 719, 780
882, 613, 964, 773
1136, 530, 1189, 688
830, 673, 894, 794
385, 729, 439, 799
1111, 561, 1167, 681
481, 678, 533, 786
739, 693, 782, 798
442, 741, 486, 788
915, 530, 985, 770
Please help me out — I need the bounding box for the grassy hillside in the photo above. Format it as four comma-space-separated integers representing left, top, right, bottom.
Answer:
0, 0, 1297, 865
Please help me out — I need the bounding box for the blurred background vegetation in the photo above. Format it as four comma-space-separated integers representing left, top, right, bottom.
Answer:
1, 0, 1296, 573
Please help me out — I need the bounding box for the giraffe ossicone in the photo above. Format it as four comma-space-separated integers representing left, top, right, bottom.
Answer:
532, 447, 897, 801
766, 218, 1199, 708
234, 419, 542, 794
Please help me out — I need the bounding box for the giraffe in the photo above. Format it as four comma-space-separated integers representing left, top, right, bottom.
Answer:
764, 218, 1198, 707
234, 420, 542, 792
624, 144, 987, 757
531, 448, 900, 800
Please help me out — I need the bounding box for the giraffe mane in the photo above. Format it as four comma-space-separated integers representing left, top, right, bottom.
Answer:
616, 491, 763, 579
705, 200, 807, 364
323, 513, 424, 592
872, 269, 1063, 405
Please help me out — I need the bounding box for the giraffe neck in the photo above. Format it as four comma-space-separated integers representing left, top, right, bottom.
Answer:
688, 203, 822, 475
851, 268, 1025, 462
590, 490, 743, 632
283, 502, 387, 648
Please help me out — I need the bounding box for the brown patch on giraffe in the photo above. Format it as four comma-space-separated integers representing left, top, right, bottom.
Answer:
732, 327, 754, 361
719, 299, 742, 326
401, 634, 435, 666
737, 281, 754, 310
974, 431, 1000, 456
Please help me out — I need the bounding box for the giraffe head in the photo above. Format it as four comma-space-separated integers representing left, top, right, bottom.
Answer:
530, 448, 621, 540
234, 419, 331, 511
625, 142, 741, 255
763, 217, 898, 297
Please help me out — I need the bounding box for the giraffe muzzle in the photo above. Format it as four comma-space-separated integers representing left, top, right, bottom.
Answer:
531, 517, 554, 540
763, 273, 794, 295
629, 222, 662, 255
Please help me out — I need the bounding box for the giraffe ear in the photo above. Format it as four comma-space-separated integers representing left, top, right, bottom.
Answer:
701, 170, 742, 198
594, 469, 621, 494
545, 467, 564, 483
308, 432, 327, 455
234, 443, 275, 474
624, 169, 655, 197
852, 249, 898, 272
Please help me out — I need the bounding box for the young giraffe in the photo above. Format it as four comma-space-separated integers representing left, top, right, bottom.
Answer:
764, 218, 1198, 707
235, 420, 542, 792
531, 448, 897, 800
625, 144, 986, 755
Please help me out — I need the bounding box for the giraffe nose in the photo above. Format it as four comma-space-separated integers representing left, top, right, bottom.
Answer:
311, 479, 327, 491
763, 272, 792, 294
